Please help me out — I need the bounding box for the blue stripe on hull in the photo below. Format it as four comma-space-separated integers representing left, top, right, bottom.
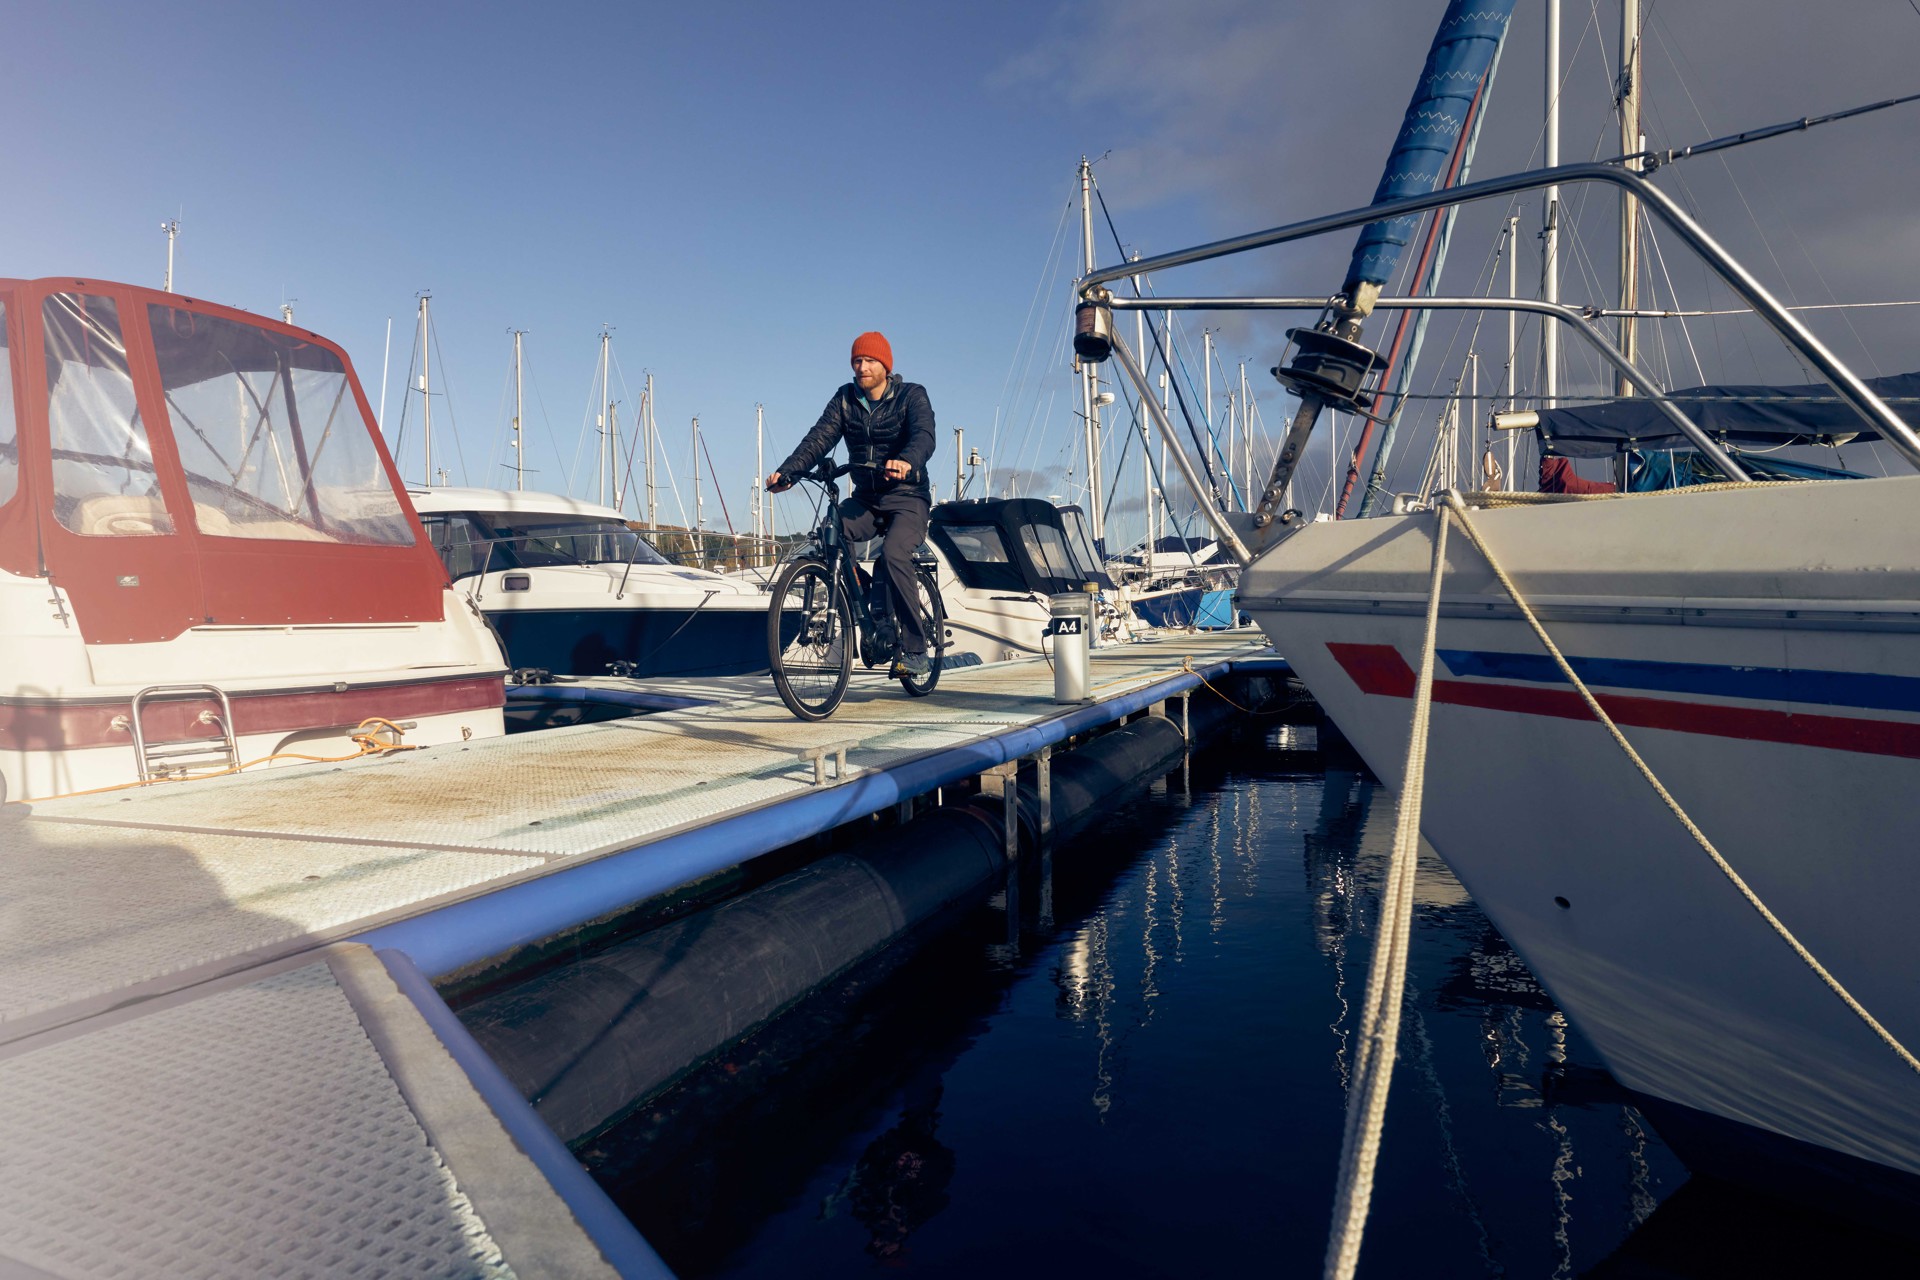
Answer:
1437, 649, 1920, 714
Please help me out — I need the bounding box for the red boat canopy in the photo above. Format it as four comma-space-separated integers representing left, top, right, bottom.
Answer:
0, 277, 447, 644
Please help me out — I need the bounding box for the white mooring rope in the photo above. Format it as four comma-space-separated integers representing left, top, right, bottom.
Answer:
1322, 491, 1920, 1279
1323, 505, 1451, 1280
1443, 490, 1920, 1078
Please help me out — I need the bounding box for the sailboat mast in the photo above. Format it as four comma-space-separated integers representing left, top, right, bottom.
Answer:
1542, 0, 1561, 410
598, 328, 614, 508
377, 316, 392, 436
511, 329, 526, 490
1077, 158, 1105, 540
419, 293, 433, 487
645, 372, 657, 531
1616, 0, 1642, 399
755, 403, 765, 561
1239, 362, 1251, 507
692, 416, 703, 566
1131, 292, 1154, 579
1506, 215, 1520, 486
1203, 329, 1215, 507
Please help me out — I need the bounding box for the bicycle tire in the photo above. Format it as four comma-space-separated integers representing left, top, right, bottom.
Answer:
898, 567, 947, 698
769, 557, 854, 720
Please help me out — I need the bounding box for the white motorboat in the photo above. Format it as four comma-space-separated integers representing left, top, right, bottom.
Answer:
409, 487, 772, 679
0, 276, 508, 803
925, 496, 1135, 663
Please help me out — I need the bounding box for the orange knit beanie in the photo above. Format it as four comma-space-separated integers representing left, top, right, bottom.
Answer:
851, 331, 893, 372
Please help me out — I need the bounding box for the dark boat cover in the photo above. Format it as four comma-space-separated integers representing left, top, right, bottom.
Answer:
1533, 371, 1920, 458
929, 498, 1113, 594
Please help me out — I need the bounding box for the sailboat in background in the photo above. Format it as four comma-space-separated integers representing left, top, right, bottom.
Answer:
410, 329, 772, 682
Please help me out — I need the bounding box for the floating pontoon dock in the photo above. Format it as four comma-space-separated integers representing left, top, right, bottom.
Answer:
0, 634, 1280, 1278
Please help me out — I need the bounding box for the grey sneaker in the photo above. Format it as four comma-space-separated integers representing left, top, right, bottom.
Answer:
890, 652, 931, 679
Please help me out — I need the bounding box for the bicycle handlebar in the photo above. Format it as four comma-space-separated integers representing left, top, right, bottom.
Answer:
804, 459, 918, 485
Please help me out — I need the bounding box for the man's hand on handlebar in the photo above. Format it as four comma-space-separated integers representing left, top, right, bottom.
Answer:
768, 460, 911, 490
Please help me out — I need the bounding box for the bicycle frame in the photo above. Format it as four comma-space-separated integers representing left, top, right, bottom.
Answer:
793, 462, 903, 668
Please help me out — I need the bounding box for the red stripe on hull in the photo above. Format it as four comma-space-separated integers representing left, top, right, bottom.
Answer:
1327, 643, 1920, 760
0, 675, 505, 752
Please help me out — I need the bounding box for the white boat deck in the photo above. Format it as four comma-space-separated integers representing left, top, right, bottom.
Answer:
0, 633, 1273, 1278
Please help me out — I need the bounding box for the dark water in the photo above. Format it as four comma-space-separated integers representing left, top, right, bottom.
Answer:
582, 729, 1900, 1278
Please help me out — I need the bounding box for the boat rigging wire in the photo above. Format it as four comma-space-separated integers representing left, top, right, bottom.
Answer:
991, 193, 1076, 481
427, 314, 470, 486
1094, 185, 1225, 506
1618, 90, 1920, 173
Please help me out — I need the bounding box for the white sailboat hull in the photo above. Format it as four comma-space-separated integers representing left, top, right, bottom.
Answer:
1240, 477, 1920, 1185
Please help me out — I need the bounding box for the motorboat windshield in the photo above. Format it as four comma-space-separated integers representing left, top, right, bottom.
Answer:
930, 498, 1114, 594
425, 511, 670, 580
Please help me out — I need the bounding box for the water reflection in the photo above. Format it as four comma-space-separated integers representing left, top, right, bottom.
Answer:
583, 729, 1900, 1277
821, 1074, 956, 1263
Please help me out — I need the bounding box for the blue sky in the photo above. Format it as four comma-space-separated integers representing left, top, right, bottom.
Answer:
10, 0, 1920, 538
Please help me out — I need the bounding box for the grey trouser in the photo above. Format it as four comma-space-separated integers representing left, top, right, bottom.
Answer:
841, 489, 931, 655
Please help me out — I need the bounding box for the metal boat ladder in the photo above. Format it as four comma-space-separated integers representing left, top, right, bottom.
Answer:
118, 684, 241, 781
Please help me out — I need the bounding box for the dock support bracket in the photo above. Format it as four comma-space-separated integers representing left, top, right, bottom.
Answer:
1036, 745, 1053, 847
979, 761, 1020, 859
799, 739, 858, 787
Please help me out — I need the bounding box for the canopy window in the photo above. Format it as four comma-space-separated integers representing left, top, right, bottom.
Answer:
934, 522, 1025, 592
149, 305, 412, 545
44, 293, 171, 536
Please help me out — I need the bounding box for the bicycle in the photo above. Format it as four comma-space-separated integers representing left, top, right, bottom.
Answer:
766, 460, 948, 721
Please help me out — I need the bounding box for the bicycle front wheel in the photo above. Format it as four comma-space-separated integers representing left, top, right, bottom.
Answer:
768, 557, 854, 720
899, 567, 947, 698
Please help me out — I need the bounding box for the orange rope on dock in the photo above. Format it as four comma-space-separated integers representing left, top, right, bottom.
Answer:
34, 717, 419, 801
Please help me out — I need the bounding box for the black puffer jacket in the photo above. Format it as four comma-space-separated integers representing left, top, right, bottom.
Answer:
777, 374, 937, 501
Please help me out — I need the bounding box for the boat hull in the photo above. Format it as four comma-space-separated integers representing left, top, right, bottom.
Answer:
489, 604, 771, 679
1240, 477, 1920, 1186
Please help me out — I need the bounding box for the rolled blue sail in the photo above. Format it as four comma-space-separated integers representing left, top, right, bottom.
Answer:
1344, 0, 1516, 291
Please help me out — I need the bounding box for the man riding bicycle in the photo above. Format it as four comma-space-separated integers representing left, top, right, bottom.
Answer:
767, 331, 937, 678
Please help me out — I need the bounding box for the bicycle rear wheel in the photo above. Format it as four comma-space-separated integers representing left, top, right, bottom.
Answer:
898, 567, 947, 698
768, 557, 854, 720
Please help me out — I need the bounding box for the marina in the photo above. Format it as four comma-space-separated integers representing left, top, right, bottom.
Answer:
9, 0, 1920, 1273
0, 633, 1272, 1276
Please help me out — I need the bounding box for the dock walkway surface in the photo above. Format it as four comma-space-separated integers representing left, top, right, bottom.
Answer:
0, 633, 1275, 1278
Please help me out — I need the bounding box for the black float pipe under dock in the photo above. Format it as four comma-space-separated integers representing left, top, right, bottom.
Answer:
461, 713, 1194, 1143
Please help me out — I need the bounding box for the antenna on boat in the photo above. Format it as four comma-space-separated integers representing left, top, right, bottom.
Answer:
160, 218, 179, 293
